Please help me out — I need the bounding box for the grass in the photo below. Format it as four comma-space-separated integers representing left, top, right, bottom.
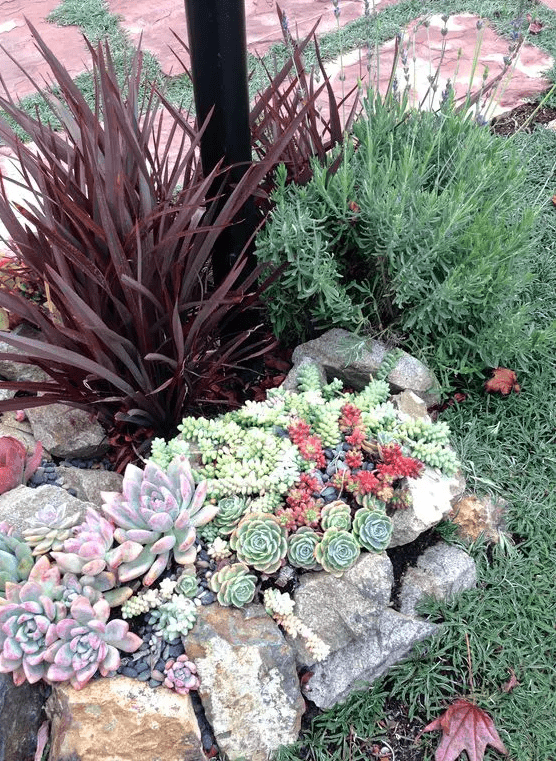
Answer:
2, 0, 556, 758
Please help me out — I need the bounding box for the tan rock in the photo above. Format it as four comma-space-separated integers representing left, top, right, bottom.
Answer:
54, 467, 123, 507
26, 404, 109, 459
391, 390, 430, 419
450, 494, 509, 544
46, 677, 204, 761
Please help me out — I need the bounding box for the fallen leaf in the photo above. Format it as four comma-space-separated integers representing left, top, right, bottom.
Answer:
484, 367, 520, 395
34, 721, 49, 761
421, 699, 507, 761
501, 668, 520, 693
527, 14, 543, 33
552, 195, 556, 207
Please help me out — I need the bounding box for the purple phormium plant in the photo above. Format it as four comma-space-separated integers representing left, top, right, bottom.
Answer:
101, 455, 217, 586
44, 596, 142, 689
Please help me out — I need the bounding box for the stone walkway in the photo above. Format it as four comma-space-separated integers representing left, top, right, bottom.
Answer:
0, 0, 554, 237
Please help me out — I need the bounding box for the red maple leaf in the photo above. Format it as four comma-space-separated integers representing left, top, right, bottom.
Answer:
421, 699, 507, 761
484, 367, 520, 395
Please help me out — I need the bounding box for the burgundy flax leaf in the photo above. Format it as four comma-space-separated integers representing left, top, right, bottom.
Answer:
421, 699, 508, 761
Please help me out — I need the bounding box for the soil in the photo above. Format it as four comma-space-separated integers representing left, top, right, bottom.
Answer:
491, 99, 556, 136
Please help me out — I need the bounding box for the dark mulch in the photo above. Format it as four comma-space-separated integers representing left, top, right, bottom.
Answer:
491, 100, 556, 136
350, 699, 431, 761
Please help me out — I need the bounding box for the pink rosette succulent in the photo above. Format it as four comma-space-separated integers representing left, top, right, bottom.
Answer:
44, 595, 142, 689
163, 653, 200, 695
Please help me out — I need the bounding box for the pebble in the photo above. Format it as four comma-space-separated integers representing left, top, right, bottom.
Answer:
198, 591, 216, 605
136, 670, 151, 682
196, 560, 210, 569
155, 659, 165, 672
150, 670, 165, 682
325, 463, 337, 477
148, 678, 161, 688
322, 486, 339, 503
121, 666, 137, 678
168, 643, 183, 658
324, 448, 334, 460
135, 661, 149, 674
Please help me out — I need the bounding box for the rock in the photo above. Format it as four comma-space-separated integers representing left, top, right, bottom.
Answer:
54, 467, 123, 507
46, 677, 204, 761
389, 467, 464, 547
0, 484, 93, 533
186, 604, 304, 761
0, 675, 49, 761
0, 324, 51, 383
392, 390, 430, 419
399, 541, 477, 616
290, 553, 393, 663
450, 494, 510, 545
26, 404, 109, 459
286, 329, 440, 404
302, 609, 438, 709
0, 413, 45, 457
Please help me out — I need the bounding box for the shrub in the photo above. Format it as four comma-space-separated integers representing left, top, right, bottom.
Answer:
255, 91, 541, 387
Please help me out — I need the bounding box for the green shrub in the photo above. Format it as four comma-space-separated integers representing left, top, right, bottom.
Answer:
255, 91, 541, 387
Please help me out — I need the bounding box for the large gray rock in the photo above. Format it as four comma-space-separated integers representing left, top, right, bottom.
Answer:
284, 329, 440, 405
186, 604, 304, 761
54, 467, 123, 507
302, 609, 438, 709
26, 404, 108, 459
46, 677, 204, 761
290, 552, 393, 663
0, 324, 50, 384
0, 674, 49, 761
0, 484, 93, 533
399, 541, 477, 617
389, 467, 464, 547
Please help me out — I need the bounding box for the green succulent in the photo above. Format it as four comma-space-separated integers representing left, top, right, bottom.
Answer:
314, 528, 360, 577
175, 571, 199, 598
320, 501, 352, 531
287, 527, 321, 570
296, 362, 324, 392
352, 508, 393, 552
209, 563, 257, 607
230, 513, 288, 574
0, 521, 35, 596
213, 496, 250, 535
22, 504, 82, 555
148, 595, 198, 641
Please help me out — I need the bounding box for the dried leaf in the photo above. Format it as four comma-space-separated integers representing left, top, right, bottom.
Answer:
421, 699, 507, 761
484, 367, 520, 395
527, 14, 544, 34
501, 668, 520, 693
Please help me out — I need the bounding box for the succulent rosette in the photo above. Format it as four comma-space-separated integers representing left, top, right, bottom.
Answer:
320, 501, 352, 532
286, 527, 321, 570
352, 508, 393, 552
44, 596, 142, 689
209, 563, 257, 607
175, 571, 199, 599
101, 455, 217, 586
23, 504, 82, 555
213, 496, 250, 536
0, 521, 35, 595
163, 653, 200, 695
313, 528, 360, 577
230, 513, 288, 573
0, 556, 67, 685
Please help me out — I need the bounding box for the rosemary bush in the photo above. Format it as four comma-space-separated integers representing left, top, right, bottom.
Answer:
255, 91, 541, 387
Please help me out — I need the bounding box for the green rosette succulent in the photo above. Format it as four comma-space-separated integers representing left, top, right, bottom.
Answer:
352, 508, 393, 552
230, 513, 288, 573
101, 455, 218, 586
148, 595, 198, 641
0, 556, 67, 685
287, 527, 320, 570
209, 563, 257, 607
313, 528, 360, 577
22, 504, 82, 556
0, 521, 34, 595
320, 501, 352, 532
44, 596, 142, 689
175, 571, 199, 599
213, 496, 250, 535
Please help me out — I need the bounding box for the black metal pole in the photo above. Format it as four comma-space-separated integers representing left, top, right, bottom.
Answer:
184, 0, 258, 288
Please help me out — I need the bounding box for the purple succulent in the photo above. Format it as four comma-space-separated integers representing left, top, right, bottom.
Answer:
163, 653, 200, 695
44, 596, 142, 690
100, 456, 217, 586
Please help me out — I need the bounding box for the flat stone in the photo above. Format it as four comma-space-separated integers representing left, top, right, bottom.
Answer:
391, 390, 430, 419
290, 552, 393, 663
302, 608, 438, 709
0, 418, 45, 458
289, 329, 440, 404
0, 484, 92, 534
450, 493, 510, 544
46, 677, 204, 761
186, 604, 304, 761
0, 675, 49, 761
54, 467, 123, 507
399, 541, 477, 616
389, 466, 463, 547
0, 324, 51, 384
26, 404, 109, 459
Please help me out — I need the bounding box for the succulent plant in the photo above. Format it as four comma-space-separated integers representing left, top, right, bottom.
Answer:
0, 521, 35, 596
230, 513, 288, 574
209, 563, 257, 607
313, 528, 360, 577
23, 504, 82, 555
263, 588, 330, 662
0, 437, 43, 496
212, 496, 250, 535
0, 556, 67, 685
207, 537, 231, 562
44, 596, 142, 689
148, 595, 198, 641
121, 588, 161, 619
286, 527, 321, 570
174, 571, 199, 599
352, 508, 393, 552
101, 455, 217, 586
163, 653, 200, 695
320, 501, 352, 531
